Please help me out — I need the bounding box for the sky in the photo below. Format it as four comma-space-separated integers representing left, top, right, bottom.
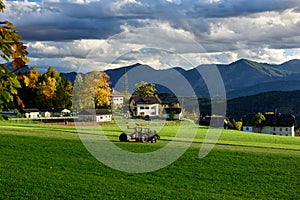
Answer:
2, 0, 300, 73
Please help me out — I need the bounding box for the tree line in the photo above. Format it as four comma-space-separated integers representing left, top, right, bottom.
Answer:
16, 66, 112, 111
17, 66, 73, 110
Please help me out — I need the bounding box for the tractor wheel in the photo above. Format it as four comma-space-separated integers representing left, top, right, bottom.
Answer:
119, 133, 128, 142
151, 137, 156, 143
141, 134, 148, 143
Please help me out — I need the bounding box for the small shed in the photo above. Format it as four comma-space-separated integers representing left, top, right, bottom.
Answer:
77, 109, 112, 122
61, 109, 71, 116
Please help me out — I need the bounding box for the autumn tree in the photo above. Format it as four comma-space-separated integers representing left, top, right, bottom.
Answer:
35, 67, 58, 107
39, 67, 59, 99
73, 71, 111, 110
95, 72, 111, 108
252, 112, 266, 133
52, 74, 73, 109
133, 81, 156, 96
18, 66, 40, 108
0, 0, 29, 112
234, 121, 243, 131
33, 66, 73, 109
22, 66, 40, 89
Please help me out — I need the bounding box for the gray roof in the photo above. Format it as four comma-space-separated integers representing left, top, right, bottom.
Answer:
243, 113, 296, 127
130, 96, 161, 104
111, 89, 125, 97
77, 109, 111, 115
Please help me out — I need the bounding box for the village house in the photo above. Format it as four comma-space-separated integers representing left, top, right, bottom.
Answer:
129, 96, 161, 118
77, 109, 112, 122
242, 113, 296, 136
198, 115, 227, 128
23, 108, 40, 119
158, 94, 182, 120
163, 107, 182, 120
40, 108, 71, 117
111, 89, 124, 105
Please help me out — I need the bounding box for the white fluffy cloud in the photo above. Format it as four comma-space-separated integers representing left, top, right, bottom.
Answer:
3, 0, 300, 72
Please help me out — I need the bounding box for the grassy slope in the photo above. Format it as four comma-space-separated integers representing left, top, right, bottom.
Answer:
0, 121, 300, 199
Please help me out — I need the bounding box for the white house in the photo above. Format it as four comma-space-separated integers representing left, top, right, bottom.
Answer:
242, 113, 296, 136
23, 108, 40, 119
44, 111, 51, 118
40, 108, 72, 117
95, 109, 112, 122
111, 89, 124, 105
163, 107, 182, 120
129, 96, 161, 118
77, 109, 112, 122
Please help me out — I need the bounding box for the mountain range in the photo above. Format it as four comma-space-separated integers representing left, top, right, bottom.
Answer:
64, 58, 300, 99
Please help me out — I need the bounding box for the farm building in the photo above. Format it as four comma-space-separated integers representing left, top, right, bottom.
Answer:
40, 108, 71, 117
242, 113, 296, 136
77, 109, 112, 122
163, 107, 182, 120
111, 89, 124, 105
23, 108, 40, 119
198, 115, 226, 128
129, 96, 161, 118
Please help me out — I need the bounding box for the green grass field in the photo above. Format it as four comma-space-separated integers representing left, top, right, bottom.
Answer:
1, 121, 300, 199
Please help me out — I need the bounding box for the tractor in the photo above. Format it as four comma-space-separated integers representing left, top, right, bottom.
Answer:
119, 126, 160, 143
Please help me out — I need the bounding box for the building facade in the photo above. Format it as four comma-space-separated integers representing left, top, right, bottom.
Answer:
129, 96, 161, 117
242, 113, 296, 136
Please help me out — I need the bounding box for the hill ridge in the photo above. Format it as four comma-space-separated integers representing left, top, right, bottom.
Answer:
62, 59, 300, 98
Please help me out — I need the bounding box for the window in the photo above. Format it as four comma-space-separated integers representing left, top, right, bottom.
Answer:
246, 127, 249, 131
273, 128, 276, 131
286, 128, 288, 131
145, 107, 149, 110
280, 128, 282, 131
140, 107, 144, 110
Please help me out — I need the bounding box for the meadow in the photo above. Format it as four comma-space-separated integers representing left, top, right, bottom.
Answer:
0, 120, 300, 199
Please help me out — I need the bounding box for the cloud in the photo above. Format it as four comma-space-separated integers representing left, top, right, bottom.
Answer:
3, 0, 300, 72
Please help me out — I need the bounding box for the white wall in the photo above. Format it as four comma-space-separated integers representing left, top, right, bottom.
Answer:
242, 126, 253, 132
137, 104, 159, 117
265, 126, 294, 136
25, 112, 40, 119
96, 114, 112, 122
112, 96, 124, 105
251, 126, 294, 136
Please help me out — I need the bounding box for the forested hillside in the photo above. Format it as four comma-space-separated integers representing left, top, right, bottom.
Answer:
226, 90, 300, 126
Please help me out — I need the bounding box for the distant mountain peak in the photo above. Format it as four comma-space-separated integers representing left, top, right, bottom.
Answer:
281, 59, 300, 65
62, 58, 300, 99
4, 62, 30, 74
